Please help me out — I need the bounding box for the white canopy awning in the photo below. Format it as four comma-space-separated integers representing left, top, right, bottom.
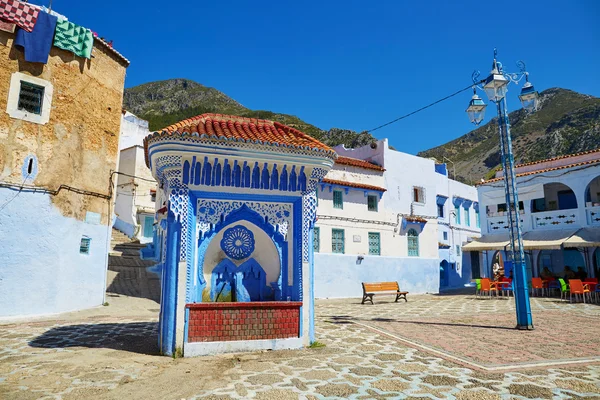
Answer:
563, 227, 600, 248
462, 233, 510, 251
521, 229, 579, 250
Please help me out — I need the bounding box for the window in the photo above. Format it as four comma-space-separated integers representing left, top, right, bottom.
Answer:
413, 187, 425, 204
454, 205, 461, 224
443, 231, 448, 240
80, 237, 91, 255
456, 245, 461, 256
437, 204, 444, 218
407, 229, 419, 256
368, 232, 380, 255
333, 190, 343, 209
475, 209, 480, 228
150, 190, 156, 202
367, 195, 378, 212
464, 208, 470, 226
332, 229, 345, 254
6, 72, 54, 124
313, 227, 320, 252
18, 81, 44, 115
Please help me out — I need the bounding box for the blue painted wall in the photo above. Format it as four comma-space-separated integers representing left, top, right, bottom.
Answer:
313, 253, 439, 298
0, 190, 109, 318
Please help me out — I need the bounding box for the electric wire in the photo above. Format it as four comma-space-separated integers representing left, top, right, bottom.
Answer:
365, 80, 486, 133
0, 174, 29, 212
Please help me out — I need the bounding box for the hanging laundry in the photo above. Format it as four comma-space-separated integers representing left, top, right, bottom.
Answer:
53, 19, 93, 59
0, 18, 15, 33
14, 11, 57, 64
0, 0, 39, 32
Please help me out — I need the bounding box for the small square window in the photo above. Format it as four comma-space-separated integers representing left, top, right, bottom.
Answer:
413, 187, 425, 204
150, 191, 156, 202
333, 190, 343, 209
367, 195, 378, 212
18, 81, 44, 115
80, 237, 91, 255
443, 232, 448, 240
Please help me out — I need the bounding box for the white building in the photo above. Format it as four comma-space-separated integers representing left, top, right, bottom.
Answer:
434, 166, 481, 289
466, 149, 600, 280
113, 111, 157, 243
312, 138, 480, 298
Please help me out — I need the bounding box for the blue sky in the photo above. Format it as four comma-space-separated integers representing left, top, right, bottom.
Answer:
40, 0, 599, 154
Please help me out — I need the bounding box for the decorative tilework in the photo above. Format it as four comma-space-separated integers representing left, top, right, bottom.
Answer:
220, 225, 255, 260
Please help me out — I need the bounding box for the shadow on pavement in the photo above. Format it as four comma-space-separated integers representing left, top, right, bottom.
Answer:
29, 322, 160, 355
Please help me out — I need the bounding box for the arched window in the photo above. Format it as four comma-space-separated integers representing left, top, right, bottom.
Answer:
407, 228, 419, 257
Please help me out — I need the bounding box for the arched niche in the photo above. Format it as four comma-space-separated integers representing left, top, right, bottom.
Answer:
202, 220, 281, 301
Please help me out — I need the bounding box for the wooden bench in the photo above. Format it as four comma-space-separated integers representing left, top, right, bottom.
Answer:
362, 282, 408, 304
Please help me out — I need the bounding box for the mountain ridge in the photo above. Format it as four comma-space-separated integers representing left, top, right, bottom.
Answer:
123, 81, 600, 182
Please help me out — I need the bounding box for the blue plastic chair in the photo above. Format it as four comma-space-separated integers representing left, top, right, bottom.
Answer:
500, 281, 514, 297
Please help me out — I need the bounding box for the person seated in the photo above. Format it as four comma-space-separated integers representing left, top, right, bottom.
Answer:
563, 266, 576, 280
576, 267, 588, 280
540, 267, 553, 280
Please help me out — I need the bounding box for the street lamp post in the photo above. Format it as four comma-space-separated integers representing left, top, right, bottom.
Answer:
466, 49, 539, 330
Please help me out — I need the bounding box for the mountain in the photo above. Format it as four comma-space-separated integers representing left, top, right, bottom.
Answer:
417, 88, 600, 183
123, 79, 377, 149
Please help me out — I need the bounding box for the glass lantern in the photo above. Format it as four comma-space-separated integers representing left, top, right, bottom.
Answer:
483, 71, 509, 102
519, 81, 539, 113
466, 92, 487, 125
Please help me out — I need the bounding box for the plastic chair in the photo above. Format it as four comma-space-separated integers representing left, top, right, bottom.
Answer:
558, 278, 570, 301
475, 279, 481, 297
500, 281, 514, 297
479, 278, 496, 298
531, 278, 545, 297
569, 279, 591, 303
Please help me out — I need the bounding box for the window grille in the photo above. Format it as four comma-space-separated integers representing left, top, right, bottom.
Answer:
80, 237, 91, 254
313, 227, 320, 252
333, 190, 343, 209
18, 81, 44, 115
332, 229, 345, 254
368, 232, 380, 255
367, 195, 378, 212
407, 228, 419, 257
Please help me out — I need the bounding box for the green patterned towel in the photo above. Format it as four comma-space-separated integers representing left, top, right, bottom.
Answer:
53, 19, 93, 59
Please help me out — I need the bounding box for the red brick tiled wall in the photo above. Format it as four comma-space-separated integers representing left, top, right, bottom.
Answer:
186, 302, 301, 343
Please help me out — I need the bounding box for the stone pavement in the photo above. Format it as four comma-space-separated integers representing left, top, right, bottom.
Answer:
1, 294, 600, 399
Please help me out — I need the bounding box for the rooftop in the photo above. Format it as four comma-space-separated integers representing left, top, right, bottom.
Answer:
335, 156, 385, 171
144, 113, 335, 166
321, 178, 386, 192
481, 158, 600, 185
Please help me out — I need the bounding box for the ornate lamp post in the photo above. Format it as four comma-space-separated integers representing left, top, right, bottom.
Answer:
466, 49, 539, 330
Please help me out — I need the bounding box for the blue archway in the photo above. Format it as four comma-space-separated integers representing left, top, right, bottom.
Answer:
193, 204, 288, 303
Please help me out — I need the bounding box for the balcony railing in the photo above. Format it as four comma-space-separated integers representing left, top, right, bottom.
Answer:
532, 209, 578, 229
487, 215, 524, 233
586, 206, 600, 226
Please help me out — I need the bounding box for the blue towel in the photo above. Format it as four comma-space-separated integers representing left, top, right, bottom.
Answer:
14, 11, 57, 64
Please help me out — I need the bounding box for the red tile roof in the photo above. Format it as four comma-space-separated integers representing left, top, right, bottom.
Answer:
514, 148, 600, 169
321, 178, 386, 192
160, 113, 334, 154
481, 158, 600, 184
335, 156, 385, 171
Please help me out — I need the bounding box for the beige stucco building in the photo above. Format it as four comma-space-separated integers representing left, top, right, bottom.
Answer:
0, 27, 129, 318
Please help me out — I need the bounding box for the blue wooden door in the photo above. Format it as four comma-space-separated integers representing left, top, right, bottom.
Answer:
143, 216, 154, 238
